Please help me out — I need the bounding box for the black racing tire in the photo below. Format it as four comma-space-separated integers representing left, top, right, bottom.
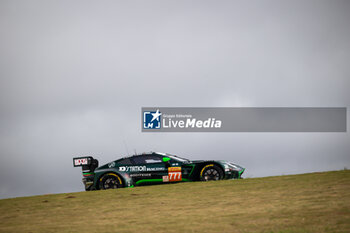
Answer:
99, 173, 123, 190
199, 164, 224, 181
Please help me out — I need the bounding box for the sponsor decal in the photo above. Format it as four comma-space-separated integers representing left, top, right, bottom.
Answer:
130, 173, 151, 177
146, 167, 166, 171
108, 162, 115, 168
162, 176, 169, 182
168, 167, 181, 172
145, 159, 162, 163
74, 158, 88, 166
119, 166, 147, 172
119, 166, 165, 172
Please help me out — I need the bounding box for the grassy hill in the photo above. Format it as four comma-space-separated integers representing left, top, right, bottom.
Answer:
0, 170, 349, 233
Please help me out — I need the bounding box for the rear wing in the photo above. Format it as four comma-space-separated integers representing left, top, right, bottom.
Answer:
73, 156, 99, 173
73, 156, 94, 167
73, 156, 99, 191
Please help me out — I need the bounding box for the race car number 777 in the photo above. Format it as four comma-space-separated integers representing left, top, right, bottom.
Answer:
168, 167, 182, 182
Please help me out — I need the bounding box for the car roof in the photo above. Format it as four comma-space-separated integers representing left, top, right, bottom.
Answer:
118, 152, 164, 160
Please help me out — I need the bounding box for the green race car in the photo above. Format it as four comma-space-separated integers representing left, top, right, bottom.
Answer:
73, 152, 245, 191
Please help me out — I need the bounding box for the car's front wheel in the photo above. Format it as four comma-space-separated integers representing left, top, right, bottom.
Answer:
99, 173, 123, 190
199, 164, 224, 181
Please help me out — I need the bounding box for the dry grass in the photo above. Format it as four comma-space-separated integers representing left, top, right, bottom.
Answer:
0, 170, 349, 233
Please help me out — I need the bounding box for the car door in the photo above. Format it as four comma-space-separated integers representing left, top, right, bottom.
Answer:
130, 154, 168, 185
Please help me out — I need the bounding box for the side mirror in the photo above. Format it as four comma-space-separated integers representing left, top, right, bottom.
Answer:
163, 157, 171, 167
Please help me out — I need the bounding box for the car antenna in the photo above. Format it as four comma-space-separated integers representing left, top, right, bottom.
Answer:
123, 140, 130, 156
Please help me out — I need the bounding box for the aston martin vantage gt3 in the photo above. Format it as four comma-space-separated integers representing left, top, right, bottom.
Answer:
73, 152, 245, 191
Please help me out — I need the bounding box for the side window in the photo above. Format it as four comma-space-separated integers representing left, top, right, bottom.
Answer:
118, 158, 132, 165
132, 155, 163, 164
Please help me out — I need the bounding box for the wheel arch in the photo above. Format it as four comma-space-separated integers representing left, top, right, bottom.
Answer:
194, 162, 225, 180
95, 171, 125, 190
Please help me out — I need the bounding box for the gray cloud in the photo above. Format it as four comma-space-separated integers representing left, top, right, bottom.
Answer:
0, 0, 349, 198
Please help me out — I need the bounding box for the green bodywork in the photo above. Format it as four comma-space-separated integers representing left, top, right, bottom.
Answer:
74, 152, 245, 191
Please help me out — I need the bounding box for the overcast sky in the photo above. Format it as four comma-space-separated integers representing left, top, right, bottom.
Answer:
0, 0, 349, 199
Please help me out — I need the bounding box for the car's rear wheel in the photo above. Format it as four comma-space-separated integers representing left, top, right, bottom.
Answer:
199, 164, 224, 181
99, 173, 123, 190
